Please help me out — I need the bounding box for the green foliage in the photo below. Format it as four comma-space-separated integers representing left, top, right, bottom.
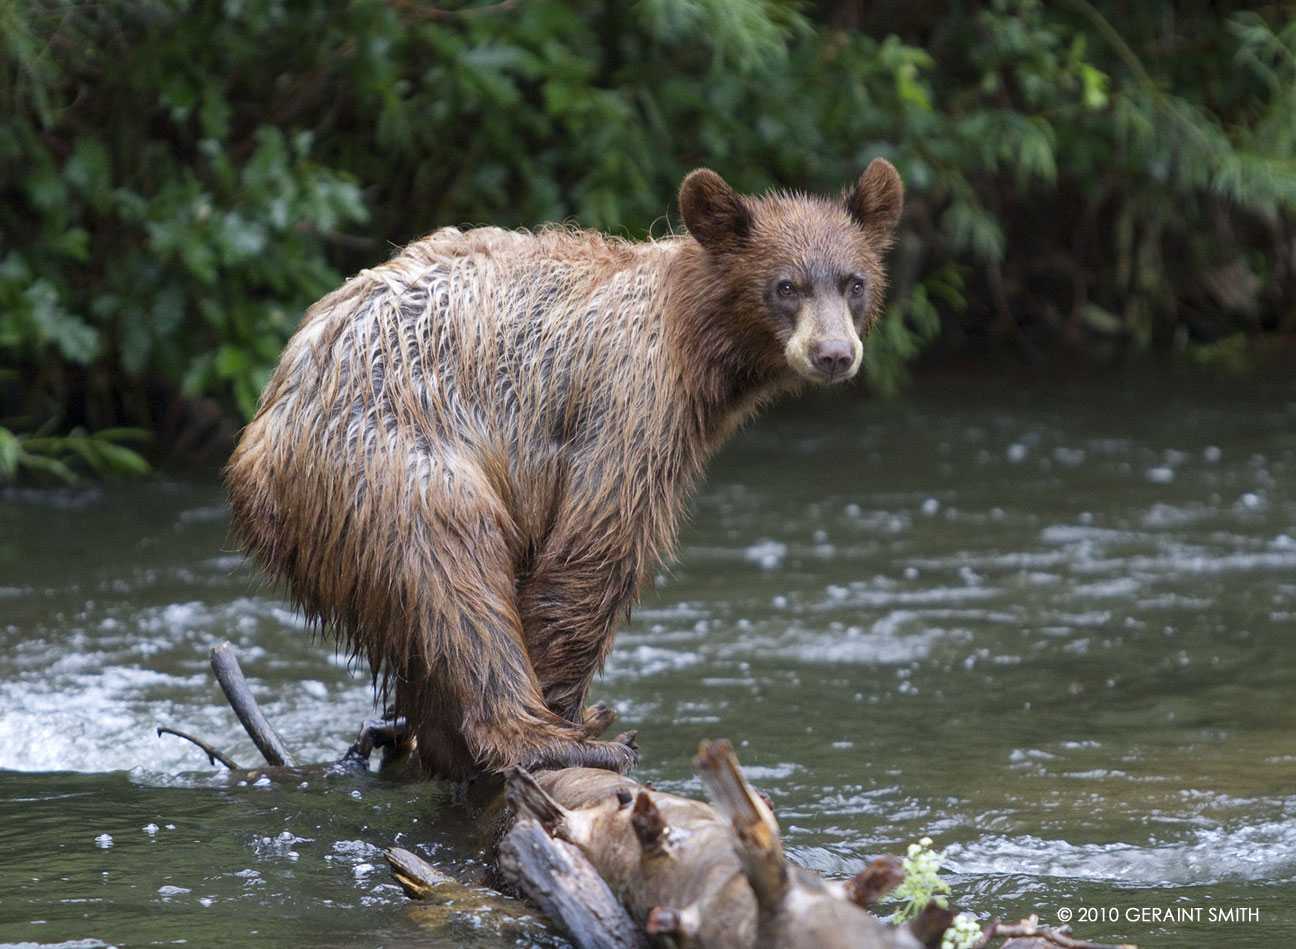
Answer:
887, 836, 952, 923
884, 837, 984, 949
886, 840, 984, 949
1, 0, 368, 470
0, 421, 150, 484
2, 0, 1293, 476
941, 912, 985, 949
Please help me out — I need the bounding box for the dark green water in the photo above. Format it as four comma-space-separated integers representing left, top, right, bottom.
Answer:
2, 369, 1293, 948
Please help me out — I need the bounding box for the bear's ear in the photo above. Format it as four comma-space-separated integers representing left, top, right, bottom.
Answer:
845, 158, 904, 244
679, 168, 752, 251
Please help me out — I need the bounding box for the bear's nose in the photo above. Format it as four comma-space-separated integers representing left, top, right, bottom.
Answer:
812, 340, 854, 378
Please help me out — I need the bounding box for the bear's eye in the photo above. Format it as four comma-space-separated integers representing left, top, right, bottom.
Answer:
848, 278, 866, 297
776, 280, 797, 298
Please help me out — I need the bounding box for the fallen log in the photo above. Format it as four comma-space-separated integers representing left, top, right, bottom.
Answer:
168, 642, 1135, 949
495, 741, 937, 949
498, 821, 651, 949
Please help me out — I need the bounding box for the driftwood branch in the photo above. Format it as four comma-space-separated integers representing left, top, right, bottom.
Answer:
209, 640, 297, 767
978, 915, 1136, 949
156, 725, 241, 770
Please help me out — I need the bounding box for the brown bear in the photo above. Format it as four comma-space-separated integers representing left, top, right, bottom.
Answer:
225, 161, 903, 780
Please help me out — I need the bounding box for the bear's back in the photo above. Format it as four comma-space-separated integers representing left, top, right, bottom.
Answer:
243, 226, 688, 540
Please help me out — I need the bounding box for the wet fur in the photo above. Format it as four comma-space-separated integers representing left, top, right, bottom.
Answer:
225, 162, 903, 779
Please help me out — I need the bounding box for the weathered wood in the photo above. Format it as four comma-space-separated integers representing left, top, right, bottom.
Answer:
502, 746, 930, 949
183, 655, 1132, 949
978, 916, 1135, 949
156, 725, 241, 770
209, 641, 296, 767
695, 737, 788, 914
498, 818, 651, 949
384, 845, 559, 943
386, 846, 471, 900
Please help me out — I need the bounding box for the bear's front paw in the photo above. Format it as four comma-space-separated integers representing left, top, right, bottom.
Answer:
592, 736, 639, 774
523, 735, 638, 774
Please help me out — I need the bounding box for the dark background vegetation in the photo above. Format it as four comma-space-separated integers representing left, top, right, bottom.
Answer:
2, 0, 1294, 480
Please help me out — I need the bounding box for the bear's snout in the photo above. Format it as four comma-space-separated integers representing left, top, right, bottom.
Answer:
782, 296, 863, 384
811, 339, 855, 380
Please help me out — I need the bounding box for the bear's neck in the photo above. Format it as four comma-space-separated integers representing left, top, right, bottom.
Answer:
662, 242, 800, 449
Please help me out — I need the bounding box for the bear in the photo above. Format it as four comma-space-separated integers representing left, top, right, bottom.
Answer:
224, 160, 904, 780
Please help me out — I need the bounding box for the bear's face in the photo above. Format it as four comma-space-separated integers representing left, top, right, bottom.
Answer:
679, 160, 904, 385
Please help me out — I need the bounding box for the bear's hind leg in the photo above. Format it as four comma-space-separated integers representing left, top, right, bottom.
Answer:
391, 477, 636, 778
517, 539, 642, 726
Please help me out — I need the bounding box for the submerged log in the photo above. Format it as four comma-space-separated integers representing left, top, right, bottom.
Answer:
385, 846, 562, 944
499, 740, 935, 949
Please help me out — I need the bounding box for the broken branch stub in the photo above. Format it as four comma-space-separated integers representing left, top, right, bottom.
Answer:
846, 855, 907, 907
695, 738, 789, 912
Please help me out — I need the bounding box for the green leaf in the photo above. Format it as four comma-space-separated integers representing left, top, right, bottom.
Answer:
64, 138, 113, 196
52, 227, 91, 261
0, 427, 20, 480
25, 281, 100, 363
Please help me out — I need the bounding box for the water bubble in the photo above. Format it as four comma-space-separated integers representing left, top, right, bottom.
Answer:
95, 833, 113, 848
1054, 446, 1086, 467
744, 539, 787, 570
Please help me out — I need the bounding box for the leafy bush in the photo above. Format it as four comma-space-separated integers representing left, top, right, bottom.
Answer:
1, 0, 1292, 480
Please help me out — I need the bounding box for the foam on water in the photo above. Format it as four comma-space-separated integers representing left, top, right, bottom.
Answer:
0, 596, 370, 774
946, 818, 1296, 885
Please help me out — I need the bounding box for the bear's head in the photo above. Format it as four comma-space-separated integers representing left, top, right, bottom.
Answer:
679, 160, 903, 385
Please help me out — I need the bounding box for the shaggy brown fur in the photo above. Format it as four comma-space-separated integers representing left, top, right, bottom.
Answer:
225, 161, 903, 780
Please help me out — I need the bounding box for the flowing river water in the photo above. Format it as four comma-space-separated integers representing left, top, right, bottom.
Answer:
1, 367, 1293, 948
